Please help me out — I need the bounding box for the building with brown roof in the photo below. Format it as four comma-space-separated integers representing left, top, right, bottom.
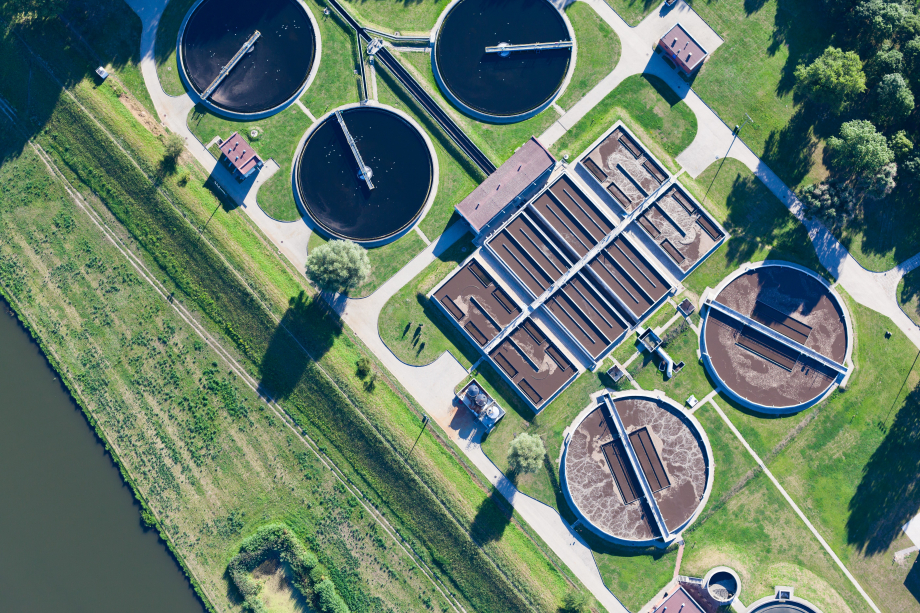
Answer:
218, 132, 264, 182
659, 24, 709, 74
455, 137, 555, 237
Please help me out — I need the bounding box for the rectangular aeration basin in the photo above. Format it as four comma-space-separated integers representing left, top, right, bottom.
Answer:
434, 259, 522, 347
488, 213, 571, 296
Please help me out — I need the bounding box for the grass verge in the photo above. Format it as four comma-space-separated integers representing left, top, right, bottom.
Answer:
557, 2, 621, 111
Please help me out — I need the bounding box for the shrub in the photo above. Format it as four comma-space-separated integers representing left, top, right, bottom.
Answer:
560, 587, 590, 613
306, 240, 370, 292
355, 356, 372, 379
799, 181, 857, 224
507, 433, 545, 474
826, 119, 894, 177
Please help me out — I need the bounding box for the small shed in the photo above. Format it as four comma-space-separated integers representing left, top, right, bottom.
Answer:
659, 23, 709, 75
218, 132, 264, 182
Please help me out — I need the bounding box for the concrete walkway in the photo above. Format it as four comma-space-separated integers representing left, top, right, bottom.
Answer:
542, 0, 920, 350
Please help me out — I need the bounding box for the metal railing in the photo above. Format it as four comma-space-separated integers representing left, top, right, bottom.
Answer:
202, 31, 260, 100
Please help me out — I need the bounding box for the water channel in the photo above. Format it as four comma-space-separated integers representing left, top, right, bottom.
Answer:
0, 304, 205, 612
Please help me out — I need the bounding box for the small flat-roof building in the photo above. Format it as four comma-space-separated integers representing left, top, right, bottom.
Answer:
218, 132, 264, 182
455, 137, 555, 237
653, 587, 706, 613
659, 23, 709, 75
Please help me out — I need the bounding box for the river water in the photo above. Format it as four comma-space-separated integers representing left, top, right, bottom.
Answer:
0, 304, 205, 613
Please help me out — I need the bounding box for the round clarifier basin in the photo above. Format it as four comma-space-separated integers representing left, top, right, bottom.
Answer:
180, 0, 317, 116
294, 105, 435, 243
434, 0, 572, 118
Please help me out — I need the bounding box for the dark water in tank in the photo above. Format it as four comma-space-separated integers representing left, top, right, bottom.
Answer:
296, 107, 434, 242
435, 0, 571, 117
181, 0, 316, 114
0, 305, 205, 613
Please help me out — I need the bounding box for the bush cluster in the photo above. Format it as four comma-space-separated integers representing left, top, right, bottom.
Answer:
227, 524, 349, 613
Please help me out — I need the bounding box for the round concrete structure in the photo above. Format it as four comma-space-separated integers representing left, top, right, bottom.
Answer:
561, 391, 713, 547
431, 0, 575, 122
748, 594, 824, 613
292, 102, 438, 246
703, 566, 741, 606
701, 261, 853, 414
178, 0, 321, 119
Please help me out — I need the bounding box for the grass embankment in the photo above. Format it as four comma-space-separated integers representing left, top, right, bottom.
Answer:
0, 13, 581, 613
602, 0, 658, 26
377, 234, 482, 368
0, 125, 446, 613
679, 158, 827, 295
394, 50, 559, 165
628, 321, 715, 405
550, 74, 697, 173
373, 59, 483, 241
339, 0, 449, 35
557, 2, 621, 111
306, 231, 427, 299
153, 0, 194, 96
717, 291, 920, 611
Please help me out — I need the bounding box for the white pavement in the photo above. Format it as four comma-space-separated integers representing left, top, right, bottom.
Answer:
542, 0, 920, 350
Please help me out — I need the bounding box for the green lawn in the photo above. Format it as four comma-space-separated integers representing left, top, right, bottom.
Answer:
679, 158, 827, 296
377, 234, 482, 368
760, 292, 920, 612
556, 2, 621, 111
898, 268, 920, 326
629, 322, 715, 407
188, 105, 313, 220
831, 185, 920, 272
393, 50, 559, 165
153, 0, 195, 97
683, 405, 868, 613
307, 230, 427, 298
374, 61, 483, 241
602, 0, 658, 26
550, 74, 697, 173
338, 0, 450, 35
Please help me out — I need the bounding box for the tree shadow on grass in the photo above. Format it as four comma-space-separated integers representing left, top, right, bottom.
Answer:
470, 477, 515, 545
760, 106, 820, 189
907, 556, 920, 605
847, 384, 920, 556
258, 291, 340, 400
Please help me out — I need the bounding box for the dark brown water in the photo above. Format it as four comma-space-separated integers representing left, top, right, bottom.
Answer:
435, 0, 571, 117
181, 0, 316, 114
296, 106, 434, 242
0, 306, 205, 613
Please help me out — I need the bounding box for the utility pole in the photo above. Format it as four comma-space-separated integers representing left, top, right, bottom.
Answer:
408, 415, 430, 459
703, 113, 754, 204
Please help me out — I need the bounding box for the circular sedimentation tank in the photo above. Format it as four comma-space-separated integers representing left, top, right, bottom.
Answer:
561, 392, 712, 546
294, 104, 436, 244
179, 0, 319, 118
701, 262, 852, 414
433, 0, 573, 120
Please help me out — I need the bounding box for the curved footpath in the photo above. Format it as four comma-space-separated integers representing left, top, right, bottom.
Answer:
123, 0, 920, 611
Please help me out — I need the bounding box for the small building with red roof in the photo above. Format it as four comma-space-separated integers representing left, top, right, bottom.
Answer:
650, 586, 706, 613
659, 23, 709, 75
218, 132, 264, 182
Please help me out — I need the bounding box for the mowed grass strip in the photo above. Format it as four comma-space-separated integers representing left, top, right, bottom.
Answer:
550, 74, 697, 173
556, 2, 620, 111
338, 0, 450, 35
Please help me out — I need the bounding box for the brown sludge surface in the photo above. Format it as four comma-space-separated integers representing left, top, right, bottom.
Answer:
580, 128, 668, 212
565, 397, 707, 540
435, 260, 521, 346
489, 318, 575, 408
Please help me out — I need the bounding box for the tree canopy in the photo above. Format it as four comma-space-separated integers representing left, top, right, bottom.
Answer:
507, 433, 545, 474
305, 240, 370, 292
827, 119, 895, 176
875, 73, 915, 123
794, 47, 866, 110
3, 0, 66, 21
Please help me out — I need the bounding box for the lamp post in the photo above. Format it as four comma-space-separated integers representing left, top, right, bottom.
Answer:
408, 415, 430, 458
703, 113, 754, 204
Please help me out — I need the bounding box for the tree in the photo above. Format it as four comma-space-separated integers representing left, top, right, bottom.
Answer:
904, 36, 920, 74
867, 48, 903, 83
794, 47, 866, 110
859, 161, 898, 199
799, 181, 857, 223
4, 0, 66, 21
890, 129, 913, 159
305, 239, 370, 292
163, 134, 184, 161
826, 119, 894, 176
851, 0, 914, 42
507, 433, 545, 474
874, 73, 915, 123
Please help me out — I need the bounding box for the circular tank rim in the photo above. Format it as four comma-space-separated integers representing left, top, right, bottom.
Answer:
560, 390, 714, 547
698, 260, 854, 415
747, 593, 824, 613
429, 0, 577, 123
176, 0, 322, 120
291, 101, 440, 247
703, 566, 741, 604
